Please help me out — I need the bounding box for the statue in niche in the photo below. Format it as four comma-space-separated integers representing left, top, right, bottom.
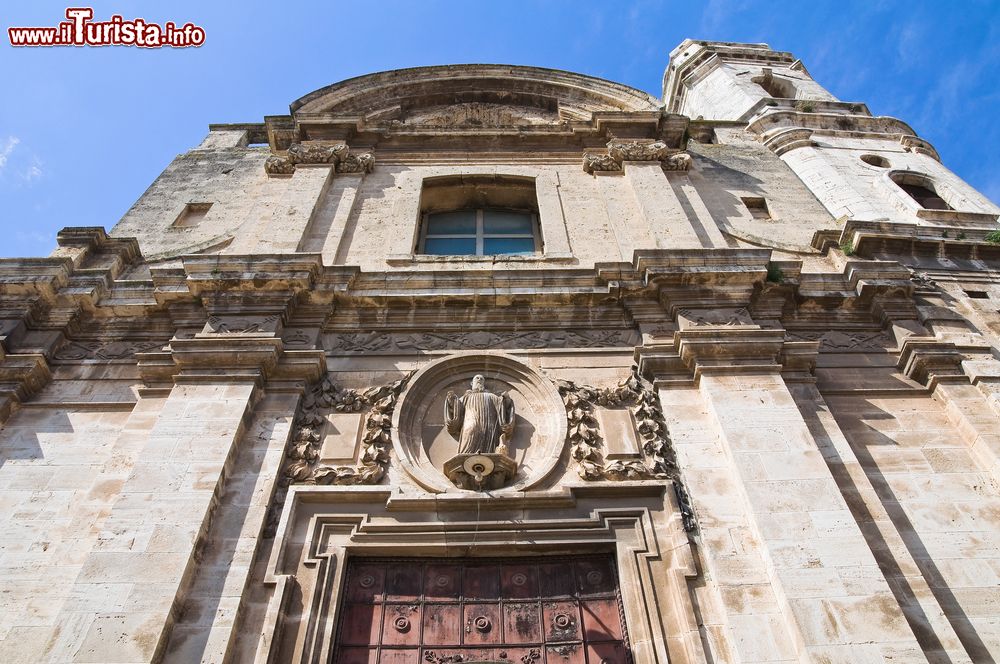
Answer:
444, 375, 515, 455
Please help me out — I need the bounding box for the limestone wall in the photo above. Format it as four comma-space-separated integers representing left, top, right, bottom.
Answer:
110, 141, 837, 267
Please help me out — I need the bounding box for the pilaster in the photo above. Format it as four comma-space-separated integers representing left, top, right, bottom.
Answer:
643, 326, 925, 660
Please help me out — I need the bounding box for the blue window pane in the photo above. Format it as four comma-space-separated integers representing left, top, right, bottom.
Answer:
484, 237, 535, 255
426, 210, 476, 235
424, 237, 477, 255
483, 210, 533, 234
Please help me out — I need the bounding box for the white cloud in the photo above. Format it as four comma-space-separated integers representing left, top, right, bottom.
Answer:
23, 161, 43, 183
0, 136, 20, 171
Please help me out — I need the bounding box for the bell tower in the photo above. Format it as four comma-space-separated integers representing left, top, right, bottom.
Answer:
663, 40, 838, 121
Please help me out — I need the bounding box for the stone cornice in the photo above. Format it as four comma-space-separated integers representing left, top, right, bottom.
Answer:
176, 254, 324, 297
0, 351, 51, 423
249, 110, 688, 154
835, 220, 1000, 263
0, 232, 952, 369
635, 327, 810, 387
137, 336, 326, 387
897, 337, 967, 388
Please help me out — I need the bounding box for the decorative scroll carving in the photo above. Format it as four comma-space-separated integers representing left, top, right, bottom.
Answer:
205, 314, 280, 334
583, 139, 691, 174
325, 329, 639, 353
662, 151, 693, 171
785, 330, 895, 351
287, 142, 347, 165
396, 102, 559, 128
281, 329, 314, 347
555, 367, 695, 531
54, 339, 166, 361
677, 307, 751, 326
284, 373, 412, 486
607, 140, 670, 163
264, 141, 372, 175
263, 155, 295, 175
582, 152, 621, 173
909, 269, 939, 291
335, 152, 375, 174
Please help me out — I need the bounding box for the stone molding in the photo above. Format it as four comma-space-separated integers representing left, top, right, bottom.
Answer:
260, 487, 700, 664
900, 134, 941, 161
135, 336, 326, 387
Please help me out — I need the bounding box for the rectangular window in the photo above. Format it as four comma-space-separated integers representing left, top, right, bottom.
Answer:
171, 202, 212, 228
741, 196, 771, 220
420, 208, 540, 256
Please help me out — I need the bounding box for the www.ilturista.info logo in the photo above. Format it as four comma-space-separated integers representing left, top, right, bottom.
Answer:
8, 8, 205, 48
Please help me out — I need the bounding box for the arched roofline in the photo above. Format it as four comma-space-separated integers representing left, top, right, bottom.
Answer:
290, 64, 663, 119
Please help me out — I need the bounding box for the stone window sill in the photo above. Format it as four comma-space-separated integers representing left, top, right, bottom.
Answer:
386, 252, 575, 266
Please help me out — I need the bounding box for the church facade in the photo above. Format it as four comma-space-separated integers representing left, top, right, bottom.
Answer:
2, 40, 1000, 663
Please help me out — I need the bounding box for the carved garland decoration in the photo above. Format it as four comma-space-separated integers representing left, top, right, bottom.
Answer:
264, 142, 375, 176
54, 339, 167, 361
555, 367, 696, 531
583, 139, 692, 174
325, 328, 639, 353
284, 373, 412, 485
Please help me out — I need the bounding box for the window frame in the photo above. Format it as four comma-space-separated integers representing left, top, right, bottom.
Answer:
418, 207, 542, 256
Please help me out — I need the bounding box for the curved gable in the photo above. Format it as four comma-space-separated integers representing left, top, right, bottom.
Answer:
291, 64, 662, 125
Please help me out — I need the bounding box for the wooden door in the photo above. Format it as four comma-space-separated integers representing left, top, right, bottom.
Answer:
334, 554, 631, 663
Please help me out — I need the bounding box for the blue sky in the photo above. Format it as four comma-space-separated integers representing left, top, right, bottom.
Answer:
1, 0, 998, 258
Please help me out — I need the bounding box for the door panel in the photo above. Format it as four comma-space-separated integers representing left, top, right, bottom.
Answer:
333, 554, 631, 663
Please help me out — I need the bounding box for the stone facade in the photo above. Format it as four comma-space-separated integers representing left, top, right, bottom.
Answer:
1, 41, 1000, 663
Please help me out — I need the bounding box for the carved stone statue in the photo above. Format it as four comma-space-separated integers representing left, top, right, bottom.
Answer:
444, 375, 515, 455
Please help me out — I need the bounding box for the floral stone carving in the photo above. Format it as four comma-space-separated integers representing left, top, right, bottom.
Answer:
284, 372, 411, 485
264, 141, 374, 175
336, 152, 375, 173
607, 140, 671, 162
555, 366, 696, 531
583, 139, 691, 174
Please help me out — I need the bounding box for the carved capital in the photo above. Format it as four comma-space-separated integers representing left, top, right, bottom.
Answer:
265, 142, 370, 176
583, 139, 691, 173
287, 142, 347, 165
336, 152, 375, 173
608, 139, 671, 162
582, 152, 621, 173
661, 151, 693, 171
264, 155, 295, 175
